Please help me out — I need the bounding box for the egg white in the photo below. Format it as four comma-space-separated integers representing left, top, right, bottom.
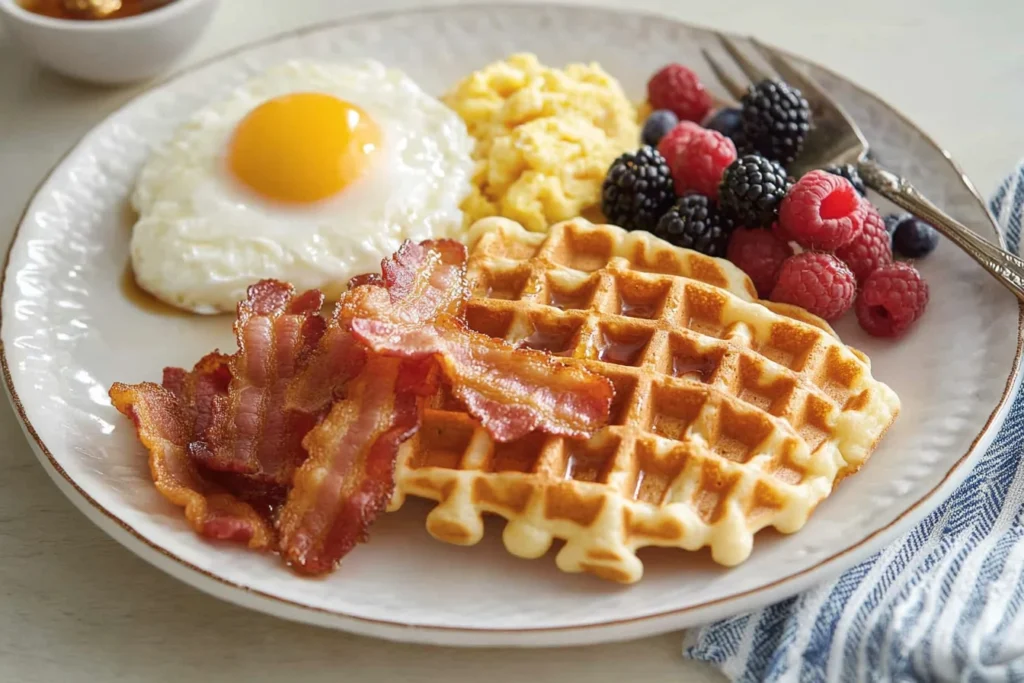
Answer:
130, 60, 474, 314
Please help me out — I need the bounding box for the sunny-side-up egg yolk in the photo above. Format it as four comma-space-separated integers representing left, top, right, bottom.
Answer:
228, 93, 382, 205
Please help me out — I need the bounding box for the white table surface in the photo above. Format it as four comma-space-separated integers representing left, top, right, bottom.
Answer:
1, 1, 1022, 680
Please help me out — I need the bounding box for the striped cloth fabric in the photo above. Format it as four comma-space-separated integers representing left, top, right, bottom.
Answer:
683, 163, 1024, 682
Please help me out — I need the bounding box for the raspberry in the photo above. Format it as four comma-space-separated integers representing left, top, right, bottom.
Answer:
727, 227, 793, 297
656, 121, 704, 170
770, 253, 856, 321
835, 203, 893, 283
648, 64, 713, 123
668, 128, 737, 199
779, 170, 865, 250
856, 263, 929, 337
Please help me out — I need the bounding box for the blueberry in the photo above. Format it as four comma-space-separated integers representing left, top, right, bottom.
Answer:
704, 107, 742, 140
641, 109, 679, 147
892, 216, 939, 258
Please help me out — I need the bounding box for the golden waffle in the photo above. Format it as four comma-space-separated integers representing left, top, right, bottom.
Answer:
388, 217, 900, 583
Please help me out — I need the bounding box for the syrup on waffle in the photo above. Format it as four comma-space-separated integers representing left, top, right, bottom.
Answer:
388, 217, 900, 583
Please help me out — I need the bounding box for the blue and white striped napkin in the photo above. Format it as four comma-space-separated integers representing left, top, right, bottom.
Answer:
683, 163, 1024, 681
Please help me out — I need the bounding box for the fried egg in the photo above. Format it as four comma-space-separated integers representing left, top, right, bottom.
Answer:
130, 60, 474, 313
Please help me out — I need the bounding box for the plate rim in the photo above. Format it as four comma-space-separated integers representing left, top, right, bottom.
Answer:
3, 1, 1022, 644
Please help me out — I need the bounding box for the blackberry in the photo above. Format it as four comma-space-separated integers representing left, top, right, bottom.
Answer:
737, 79, 811, 166
653, 195, 735, 257
641, 109, 679, 147
704, 107, 742, 141
601, 146, 675, 232
718, 154, 791, 229
824, 164, 866, 196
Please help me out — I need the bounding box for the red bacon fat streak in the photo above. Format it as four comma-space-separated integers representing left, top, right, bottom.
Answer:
110, 238, 612, 575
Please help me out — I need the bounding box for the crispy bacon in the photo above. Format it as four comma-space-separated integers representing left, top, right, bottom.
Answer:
353, 316, 612, 441
381, 239, 468, 322
164, 352, 232, 452
277, 356, 436, 575
284, 300, 367, 416
109, 355, 274, 549
347, 272, 383, 289
110, 237, 615, 574
192, 281, 342, 486
349, 238, 612, 441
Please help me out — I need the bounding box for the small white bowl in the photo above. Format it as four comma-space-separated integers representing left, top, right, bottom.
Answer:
0, 0, 219, 85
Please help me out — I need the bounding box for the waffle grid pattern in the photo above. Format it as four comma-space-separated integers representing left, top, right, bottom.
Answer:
389, 218, 900, 583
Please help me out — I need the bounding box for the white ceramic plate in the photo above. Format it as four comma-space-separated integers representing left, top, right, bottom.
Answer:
3, 4, 1021, 647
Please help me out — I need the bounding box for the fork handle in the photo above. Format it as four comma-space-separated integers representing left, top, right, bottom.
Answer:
858, 159, 1024, 303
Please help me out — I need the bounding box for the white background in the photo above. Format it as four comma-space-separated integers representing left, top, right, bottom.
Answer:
1, 1, 1022, 680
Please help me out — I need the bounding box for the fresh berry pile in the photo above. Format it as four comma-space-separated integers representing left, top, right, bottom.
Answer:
765, 169, 932, 334
598, 62, 939, 338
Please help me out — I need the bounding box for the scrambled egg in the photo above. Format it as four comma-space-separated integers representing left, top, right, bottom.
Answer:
445, 53, 639, 232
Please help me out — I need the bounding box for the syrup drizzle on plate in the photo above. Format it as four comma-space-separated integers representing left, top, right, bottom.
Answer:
119, 263, 192, 317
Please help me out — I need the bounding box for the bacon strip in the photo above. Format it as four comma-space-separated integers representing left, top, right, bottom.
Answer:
349, 238, 612, 442
347, 272, 383, 289
381, 239, 468, 322
193, 281, 345, 486
284, 299, 367, 416
353, 316, 612, 441
162, 352, 232, 447
277, 356, 436, 575
109, 355, 274, 549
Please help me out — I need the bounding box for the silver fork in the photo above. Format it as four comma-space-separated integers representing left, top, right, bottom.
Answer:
703, 34, 1024, 302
